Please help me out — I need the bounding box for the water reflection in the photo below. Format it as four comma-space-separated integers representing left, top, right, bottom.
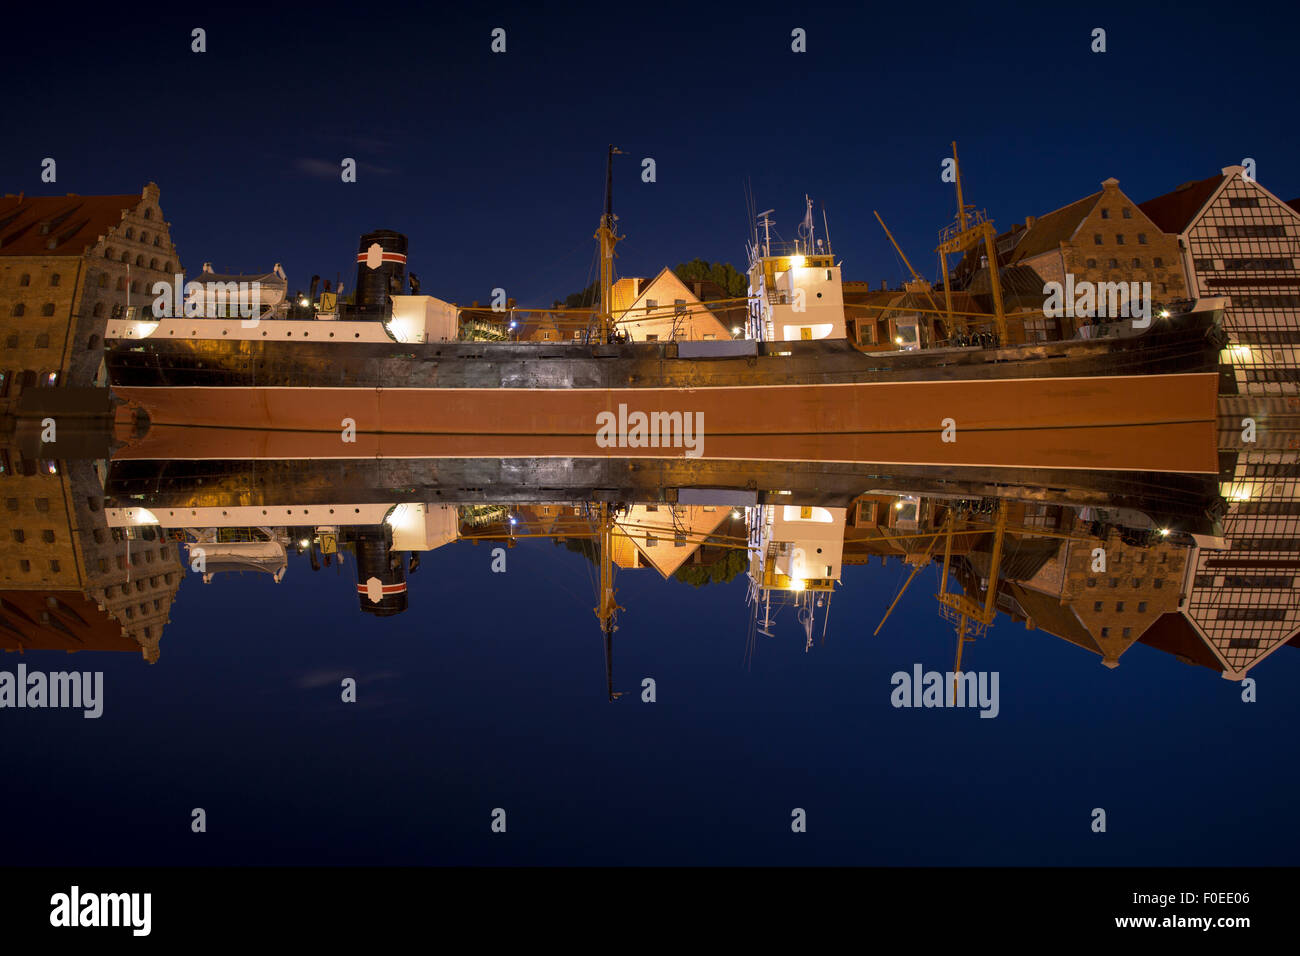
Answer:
3, 432, 1296, 688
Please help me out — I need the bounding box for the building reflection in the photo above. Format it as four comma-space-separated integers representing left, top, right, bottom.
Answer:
2, 433, 1292, 689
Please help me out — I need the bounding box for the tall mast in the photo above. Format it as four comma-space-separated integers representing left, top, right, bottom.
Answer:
594, 501, 623, 700
597, 144, 623, 342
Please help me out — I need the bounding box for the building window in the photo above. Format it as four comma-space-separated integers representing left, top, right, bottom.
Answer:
135, 255, 144, 266
11, 529, 24, 542
1132, 258, 1141, 268
49, 560, 60, 573
1122, 627, 1131, 638
49, 273, 60, 286
11, 304, 23, 317
104, 248, 114, 259
40, 303, 55, 316
130, 281, 140, 293
646, 299, 657, 309
1100, 209, 1110, 219
92, 302, 105, 318
1137, 233, 1147, 244
1093, 601, 1103, 611
139, 231, 149, 243
34, 497, 49, 512
1218, 224, 1285, 238
19, 560, 30, 573
1101, 627, 1110, 637
35, 333, 50, 348
120, 251, 129, 262
125, 227, 134, 239
153, 236, 161, 247
1122, 208, 1132, 219
1154, 579, 1163, 589
1093, 234, 1103, 245
1153, 257, 1163, 268
1115, 234, 1125, 245
143, 208, 153, 220
1087, 578, 1096, 587
19, 273, 31, 286
1138, 601, 1147, 612
1116, 601, 1125, 612
40, 529, 54, 543
1228, 196, 1260, 208
645, 334, 659, 342
1086, 258, 1097, 268
1193, 258, 1215, 271
1107, 259, 1118, 268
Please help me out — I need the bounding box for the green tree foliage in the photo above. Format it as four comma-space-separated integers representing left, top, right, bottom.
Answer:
672, 259, 748, 298
673, 548, 748, 588
564, 281, 601, 309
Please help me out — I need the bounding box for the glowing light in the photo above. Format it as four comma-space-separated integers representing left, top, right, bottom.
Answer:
791, 578, 806, 591
895, 501, 904, 510
732, 327, 742, 335
1159, 309, 1171, 319
299, 297, 310, 307
298, 538, 310, 548
1230, 344, 1251, 357
1159, 528, 1170, 537
789, 255, 805, 268
130, 507, 159, 525
131, 320, 160, 338
894, 336, 904, 345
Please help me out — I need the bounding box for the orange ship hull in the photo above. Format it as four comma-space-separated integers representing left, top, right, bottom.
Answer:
113, 372, 1220, 473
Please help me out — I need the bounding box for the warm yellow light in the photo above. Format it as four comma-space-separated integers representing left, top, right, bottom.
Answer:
132, 321, 160, 338
1159, 528, 1170, 537
791, 578, 806, 591
1231, 344, 1251, 357
789, 255, 805, 268
894, 336, 904, 344
1159, 310, 1171, 319
895, 501, 904, 510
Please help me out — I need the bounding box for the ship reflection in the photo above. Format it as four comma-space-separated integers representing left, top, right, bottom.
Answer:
3, 436, 1297, 692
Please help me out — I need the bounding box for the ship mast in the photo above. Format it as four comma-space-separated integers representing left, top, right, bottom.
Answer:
597, 144, 623, 343
594, 501, 623, 700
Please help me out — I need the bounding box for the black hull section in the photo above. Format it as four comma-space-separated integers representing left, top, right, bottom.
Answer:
105, 311, 1228, 390
104, 455, 1227, 538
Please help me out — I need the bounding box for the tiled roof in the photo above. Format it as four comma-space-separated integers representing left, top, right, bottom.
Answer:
1009, 192, 1100, 262
1136, 611, 1223, 671
0, 191, 139, 256
1137, 173, 1224, 233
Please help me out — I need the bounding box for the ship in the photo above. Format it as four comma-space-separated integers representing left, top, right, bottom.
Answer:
102, 145, 1230, 477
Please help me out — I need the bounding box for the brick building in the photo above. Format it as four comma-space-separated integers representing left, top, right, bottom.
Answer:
0, 183, 182, 414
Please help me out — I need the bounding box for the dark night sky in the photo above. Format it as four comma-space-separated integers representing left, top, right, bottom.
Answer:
4, 2, 1298, 305
3, 0, 1300, 864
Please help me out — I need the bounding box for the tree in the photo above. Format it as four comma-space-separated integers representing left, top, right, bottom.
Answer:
672, 259, 748, 298
673, 548, 748, 588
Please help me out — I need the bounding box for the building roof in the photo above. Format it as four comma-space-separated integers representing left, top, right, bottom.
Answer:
1136, 173, 1225, 233
0, 591, 139, 654
1288, 198, 1300, 215
1008, 192, 1101, 262
0, 191, 140, 257
1136, 612, 1223, 672
1005, 583, 1100, 654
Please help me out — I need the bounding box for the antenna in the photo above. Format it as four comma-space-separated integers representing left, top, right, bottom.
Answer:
756, 209, 775, 257
821, 203, 833, 257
